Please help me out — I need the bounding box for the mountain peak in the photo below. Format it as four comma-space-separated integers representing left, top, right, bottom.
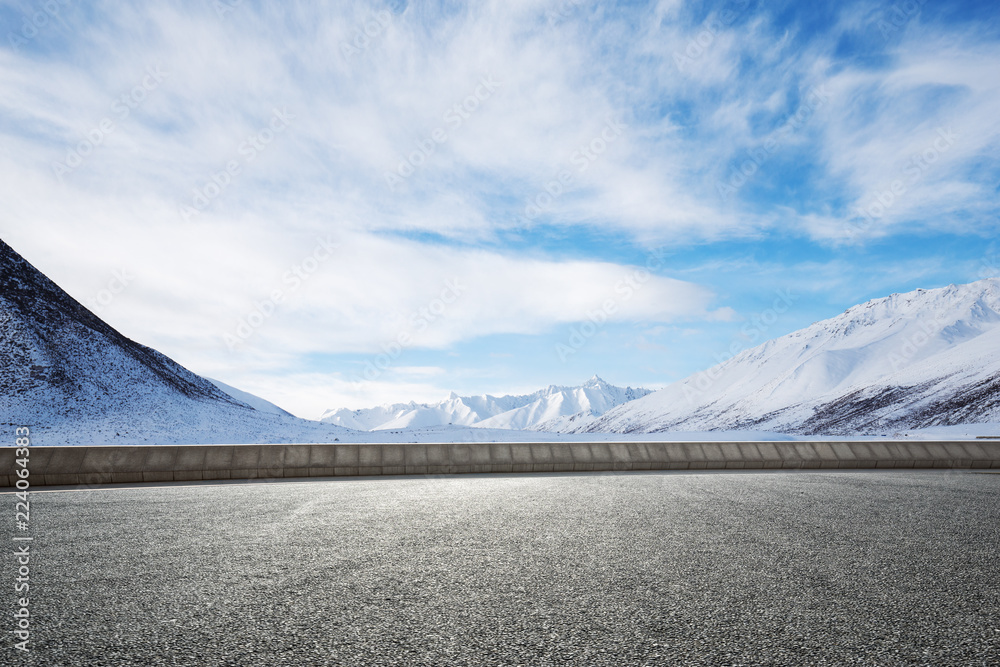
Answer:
321, 377, 652, 431
576, 277, 1000, 436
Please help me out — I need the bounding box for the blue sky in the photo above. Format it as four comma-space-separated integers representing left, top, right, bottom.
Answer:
2, 0, 999, 418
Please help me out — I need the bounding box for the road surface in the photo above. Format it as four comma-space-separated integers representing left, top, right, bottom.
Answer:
3, 470, 999, 665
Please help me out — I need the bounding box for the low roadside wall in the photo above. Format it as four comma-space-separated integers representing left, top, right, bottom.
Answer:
2, 441, 998, 488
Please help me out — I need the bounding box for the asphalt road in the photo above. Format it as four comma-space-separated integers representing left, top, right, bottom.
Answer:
3, 471, 999, 666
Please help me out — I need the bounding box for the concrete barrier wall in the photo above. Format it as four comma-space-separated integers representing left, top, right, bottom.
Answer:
1, 441, 998, 488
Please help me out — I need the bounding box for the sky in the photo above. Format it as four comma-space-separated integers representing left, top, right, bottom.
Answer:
2, 0, 999, 419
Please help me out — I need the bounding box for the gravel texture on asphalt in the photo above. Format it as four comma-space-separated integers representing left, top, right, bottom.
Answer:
2, 470, 999, 666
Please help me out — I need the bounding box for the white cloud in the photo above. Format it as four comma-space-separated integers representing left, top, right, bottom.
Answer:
98, 229, 719, 354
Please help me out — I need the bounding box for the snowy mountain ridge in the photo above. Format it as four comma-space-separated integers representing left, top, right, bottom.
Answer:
319, 375, 652, 431
0, 238, 352, 446
569, 279, 1000, 435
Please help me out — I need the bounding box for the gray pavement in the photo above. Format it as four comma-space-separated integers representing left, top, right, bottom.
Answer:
3, 471, 999, 666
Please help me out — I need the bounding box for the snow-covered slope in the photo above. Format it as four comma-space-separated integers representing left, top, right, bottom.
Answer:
320, 376, 651, 431
0, 238, 351, 446
574, 279, 1000, 436
206, 378, 294, 417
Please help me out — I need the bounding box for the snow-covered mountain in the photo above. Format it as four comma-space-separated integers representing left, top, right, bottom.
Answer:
320, 375, 652, 431
0, 238, 350, 445
571, 279, 1000, 436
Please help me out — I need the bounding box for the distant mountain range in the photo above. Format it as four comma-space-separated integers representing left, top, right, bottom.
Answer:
567, 279, 1000, 435
319, 376, 652, 431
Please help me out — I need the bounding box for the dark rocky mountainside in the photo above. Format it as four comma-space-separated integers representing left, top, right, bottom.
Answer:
1, 238, 347, 445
